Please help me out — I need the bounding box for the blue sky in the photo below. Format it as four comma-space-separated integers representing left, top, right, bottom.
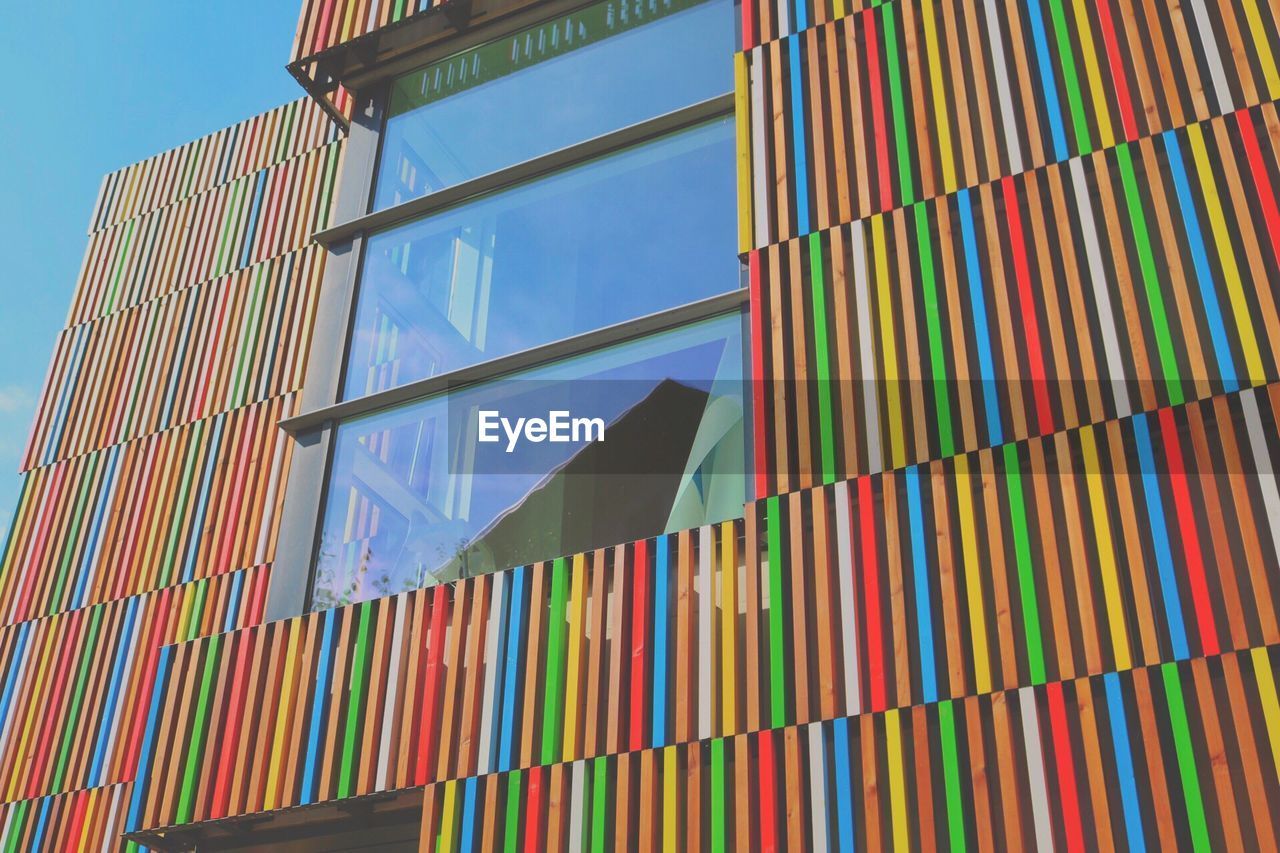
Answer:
0, 1, 306, 542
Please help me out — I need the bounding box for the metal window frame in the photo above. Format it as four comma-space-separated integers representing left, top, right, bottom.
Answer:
266, 10, 743, 620
280, 288, 747, 436
317, 92, 734, 247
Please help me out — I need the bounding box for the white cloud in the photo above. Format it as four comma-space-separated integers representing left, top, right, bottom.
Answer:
0, 385, 33, 414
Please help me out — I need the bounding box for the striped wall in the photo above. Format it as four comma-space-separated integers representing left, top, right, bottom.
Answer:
0, 785, 133, 852
292, 0, 458, 63
0, 99, 342, 851
89, 100, 339, 234
750, 101, 1280, 493
712, 0, 1280, 845
740, 0, 1280, 243
105, 0, 1280, 846
0, 396, 296, 624
125, 382, 1280, 836
0, 568, 270, 801
25, 249, 325, 468
416, 646, 1280, 851
62, 141, 339, 327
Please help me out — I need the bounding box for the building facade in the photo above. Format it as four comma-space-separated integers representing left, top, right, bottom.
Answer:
1, 0, 1280, 848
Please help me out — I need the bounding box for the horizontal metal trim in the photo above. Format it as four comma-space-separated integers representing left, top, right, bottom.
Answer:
312, 93, 735, 247
279, 288, 748, 435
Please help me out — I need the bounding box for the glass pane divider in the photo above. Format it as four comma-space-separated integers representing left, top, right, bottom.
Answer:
313, 93, 735, 248
281, 289, 748, 436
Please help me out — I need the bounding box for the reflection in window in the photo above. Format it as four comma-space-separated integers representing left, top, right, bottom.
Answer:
374, 0, 732, 209
345, 119, 737, 400
312, 315, 745, 610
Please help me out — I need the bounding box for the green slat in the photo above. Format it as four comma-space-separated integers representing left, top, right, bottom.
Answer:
48, 452, 99, 614
104, 220, 136, 316
0, 474, 32, 569
184, 580, 209, 642
711, 739, 726, 853
277, 101, 298, 163
318, 145, 342, 229
230, 264, 268, 406
938, 700, 967, 851
915, 204, 954, 457
882, 6, 914, 205
161, 420, 206, 579
1003, 443, 1046, 684
504, 770, 522, 853
338, 601, 374, 798
119, 301, 157, 438
591, 756, 608, 853
541, 557, 569, 763
214, 176, 248, 277
1115, 144, 1184, 405
767, 497, 787, 727
3, 800, 28, 853
1046, 0, 1093, 153
179, 137, 204, 198
810, 233, 837, 484
1162, 663, 1211, 852
176, 634, 221, 823
51, 605, 104, 789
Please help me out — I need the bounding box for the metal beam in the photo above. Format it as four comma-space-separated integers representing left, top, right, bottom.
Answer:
278, 289, 749, 435
311, 94, 735, 246
264, 89, 387, 622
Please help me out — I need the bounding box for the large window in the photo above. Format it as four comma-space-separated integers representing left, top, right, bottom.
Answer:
306, 0, 745, 610
374, 0, 733, 209
347, 119, 736, 398
314, 315, 744, 609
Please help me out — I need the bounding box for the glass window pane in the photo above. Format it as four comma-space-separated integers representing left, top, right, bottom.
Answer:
345, 118, 738, 400
374, 0, 732, 209
312, 314, 746, 611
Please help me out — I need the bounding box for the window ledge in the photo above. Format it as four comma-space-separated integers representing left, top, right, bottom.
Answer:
279, 288, 748, 435
311, 92, 735, 248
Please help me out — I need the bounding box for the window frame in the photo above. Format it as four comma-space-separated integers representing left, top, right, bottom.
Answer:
266, 0, 747, 618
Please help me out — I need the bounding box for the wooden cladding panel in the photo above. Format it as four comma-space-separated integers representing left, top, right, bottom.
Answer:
0, 567, 268, 803
24, 248, 324, 470
292, 0, 443, 63
416, 647, 1280, 851
0, 396, 297, 626
0, 97, 343, 850
751, 102, 1280, 493
128, 382, 1280, 831
63, 140, 341, 329
89, 99, 340, 234
741, 0, 1280, 245
0, 784, 133, 852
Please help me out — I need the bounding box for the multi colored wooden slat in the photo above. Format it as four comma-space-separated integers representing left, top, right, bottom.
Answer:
0, 97, 341, 851
753, 102, 1280, 493
125, 380, 1280, 833
0, 784, 133, 852
7, 0, 1280, 844
292, 0, 456, 63
742, 0, 885, 47
0, 396, 296, 625
416, 646, 1280, 851
0, 566, 268, 801
741, 0, 1280, 245
61, 139, 341, 330
89, 99, 340, 234
25, 247, 324, 469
